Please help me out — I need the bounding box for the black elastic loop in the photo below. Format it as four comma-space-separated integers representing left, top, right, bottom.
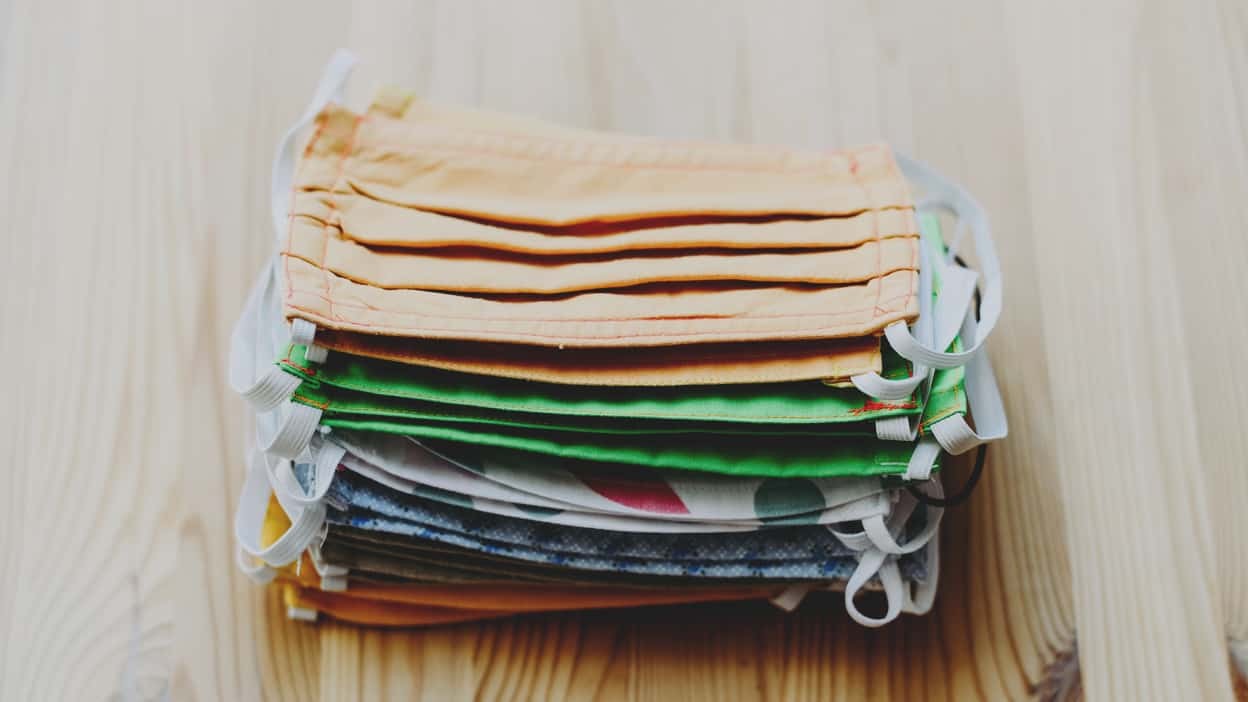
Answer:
906, 444, 986, 508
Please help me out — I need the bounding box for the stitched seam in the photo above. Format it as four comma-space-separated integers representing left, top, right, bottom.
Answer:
308, 399, 906, 427
280, 345, 319, 377
289, 238, 918, 295
283, 362, 921, 422
897, 174, 918, 317
326, 412, 904, 473
320, 115, 366, 323
283, 302, 914, 340
857, 153, 886, 320
339, 175, 910, 229
292, 392, 331, 410
322, 418, 907, 474
314, 347, 878, 385
309, 203, 922, 255
322, 345, 877, 366
284, 288, 914, 325
287, 306, 912, 342
282, 118, 330, 313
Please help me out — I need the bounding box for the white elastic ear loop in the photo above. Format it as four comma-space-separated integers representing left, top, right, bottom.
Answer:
234, 449, 327, 573
287, 603, 319, 623
228, 261, 303, 412
767, 584, 815, 612
903, 526, 940, 615
861, 483, 945, 555
290, 318, 328, 364
268, 438, 346, 508
902, 436, 943, 481
843, 549, 905, 627
308, 539, 350, 592
927, 308, 1009, 454
872, 255, 980, 442
236, 545, 278, 585
309, 541, 348, 577
851, 222, 934, 402
887, 153, 1002, 369
270, 49, 357, 242
765, 491, 897, 611
831, 489, 936, 627
256, 400, 323, 459
271, 50, 356, 364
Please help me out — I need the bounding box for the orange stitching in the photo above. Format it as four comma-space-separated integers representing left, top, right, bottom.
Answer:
282, 117, 330, 309
319, 114, 366, 323
287, 239, 919, 295
284, 354, 319, 377
291, 366, 921, 422
284, 286, 916, 324
895, 165, 918, 317
283, 298, 914, 344
855, 152, 885, 320
292, 393, 331, 410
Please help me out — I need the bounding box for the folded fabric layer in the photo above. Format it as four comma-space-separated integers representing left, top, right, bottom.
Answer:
337, 451, 888, 531
281, 341, 941, 425
323, 522, 877, 582
322, 420, 926, 478
287, 350, 966, 438
287, 225, 919, 293
326, 472, 891, 567
314, 190, 919, 254
339, 450, 885, 529
298, 104, 913, 226
311, 332, 884, 387
285, 258, 919, 348
278, 553, 791, 612
334, 430, 887, 523
283, 583, 820, 628
283, 585, 516, 627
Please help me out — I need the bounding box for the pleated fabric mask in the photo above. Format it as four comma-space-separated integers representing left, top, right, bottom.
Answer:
321, 471, 924, 581
281, 93, 921, 349
332, 429, 888, 525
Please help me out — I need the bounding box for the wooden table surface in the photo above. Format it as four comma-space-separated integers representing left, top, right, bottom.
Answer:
2, 0, 1246, 699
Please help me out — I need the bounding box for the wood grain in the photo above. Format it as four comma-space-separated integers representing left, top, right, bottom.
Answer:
0, 0, 1244, 699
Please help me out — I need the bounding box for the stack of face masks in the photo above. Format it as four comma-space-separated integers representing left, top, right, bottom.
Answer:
232, 51, 1006, 629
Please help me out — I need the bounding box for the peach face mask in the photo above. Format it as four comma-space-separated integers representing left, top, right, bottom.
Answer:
279, 98, 920, 348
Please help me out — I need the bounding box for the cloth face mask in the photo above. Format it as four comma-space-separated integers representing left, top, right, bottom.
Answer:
280, 341, 925, 428
333, 429, 888, 524
283, 343, 966, 440
339, 448, 888, 531
311, 328, 885, 388
323, 472, 915, 578
257, 50, 1004, 412
261, 498, 797, 613
321, 521, 887, 582
282, 99, 920, 348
